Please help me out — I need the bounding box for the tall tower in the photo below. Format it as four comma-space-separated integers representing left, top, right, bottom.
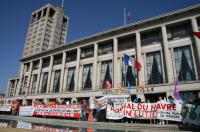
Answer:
23, 4, 69, 57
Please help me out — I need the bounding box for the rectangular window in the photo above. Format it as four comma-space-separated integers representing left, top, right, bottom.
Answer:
42, 57, 50, 68
53, 54, 63, 65
25, 63, 30, 72
98, 41, 113, 55
118, 36, 135, 51
167, 23, 191, 40
141, 31, 162, 46
82, 64, 93, 90
66, 51, 77, 62
24, 76, 28, 86
41, 72, 48, 93
146, 51, 163, 85
33, 60, 39, 70
52, 70, 61, 92
30, 74, 37, 94
174, 46, 195, 81
101, 60, 112, 89
122, 56, 136, 87
66, 67, 76, 91
81, 47, 94, 59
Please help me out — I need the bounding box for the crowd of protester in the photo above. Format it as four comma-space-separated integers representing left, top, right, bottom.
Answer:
0, 95, 200, 125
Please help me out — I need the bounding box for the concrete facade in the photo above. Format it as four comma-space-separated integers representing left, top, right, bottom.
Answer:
5, 4, 200, 103
23, 4, 68, 57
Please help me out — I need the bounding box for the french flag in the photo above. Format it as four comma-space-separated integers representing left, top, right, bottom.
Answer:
127, 12, 132, 20
123, 54, 141, 71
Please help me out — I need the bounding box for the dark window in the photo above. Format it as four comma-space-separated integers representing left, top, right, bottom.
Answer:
141, 30, 162, 46
31, 14, 36, 23
98, 41, 113, 55
41, 72, 48, 93
24, 76, 28, 86
82, 64, 93, 90
118, 36, 135, 51
42, 57, 50, 68
52, 70, 61, 93
146, 51, 163, 85
66, 50, 77, 62
81, 46, 94, 59
101, 60, 112, 89
66, 67, 76, 91
33, 60, 39, 70
174, 46, 195, 81
53, 54, 63, 65
43, 8, 47, 17
37, 11, 42, 20
167, 23, 192, 40
49, 8, 55, 17
25, 63, 30, 72
30, 74, 37, 94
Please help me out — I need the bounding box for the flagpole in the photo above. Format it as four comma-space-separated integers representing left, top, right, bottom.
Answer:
124, 8, 126, 26
61, 0, 65, 8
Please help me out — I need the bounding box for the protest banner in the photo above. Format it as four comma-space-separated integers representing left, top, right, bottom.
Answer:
106, 102, 182, 122
0, 104, 11, 111
33, 104, 82, 118
19, 106, 34, 116
95, 95, 129, 110
181, 104, 200, 126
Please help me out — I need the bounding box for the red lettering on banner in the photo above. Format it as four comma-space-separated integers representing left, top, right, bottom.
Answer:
172, 104, 176, 110
161, 104, 166, 109
151, 111, 157, 118
127, 103, 131, 109
156, 104, 161, 110
138, 104, 142, 110
124, 110, 131, 116
143, 104, 148, 110
151, 104, 156, 110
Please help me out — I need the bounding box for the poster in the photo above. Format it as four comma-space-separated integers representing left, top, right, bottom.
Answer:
19, 106, 34, 116
33, 104, 82, 118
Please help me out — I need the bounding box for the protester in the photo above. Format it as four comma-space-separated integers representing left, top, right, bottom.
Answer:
168, 96, 175, 104
81, 98, 88, 121
157, 96, 166, 124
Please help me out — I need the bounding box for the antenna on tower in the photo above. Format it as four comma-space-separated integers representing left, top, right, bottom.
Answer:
61, 0, 64, 8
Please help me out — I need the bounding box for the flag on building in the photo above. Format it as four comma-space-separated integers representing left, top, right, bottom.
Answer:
123, 54, 141, 71
105, 80, 112, 89
192, 32, 200, 39
174, 79, 180, 100
127, 12, 132, 20
124, 8, 132, 25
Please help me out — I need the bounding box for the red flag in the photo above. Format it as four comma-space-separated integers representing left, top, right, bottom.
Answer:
192, 32, 200, 39
106, 80, 112, 89
134, 60, 142, 71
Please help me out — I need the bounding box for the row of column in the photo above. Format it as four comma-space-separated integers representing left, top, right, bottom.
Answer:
16, 17, 200, 96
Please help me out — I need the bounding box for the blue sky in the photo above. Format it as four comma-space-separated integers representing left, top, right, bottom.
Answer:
0, 0, 200, 94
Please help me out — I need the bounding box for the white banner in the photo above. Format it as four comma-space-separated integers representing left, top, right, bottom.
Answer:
19, 106, 34, 116
96, 95, 129, 110
106, 102, 182, 122
0, 104, 11, 111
